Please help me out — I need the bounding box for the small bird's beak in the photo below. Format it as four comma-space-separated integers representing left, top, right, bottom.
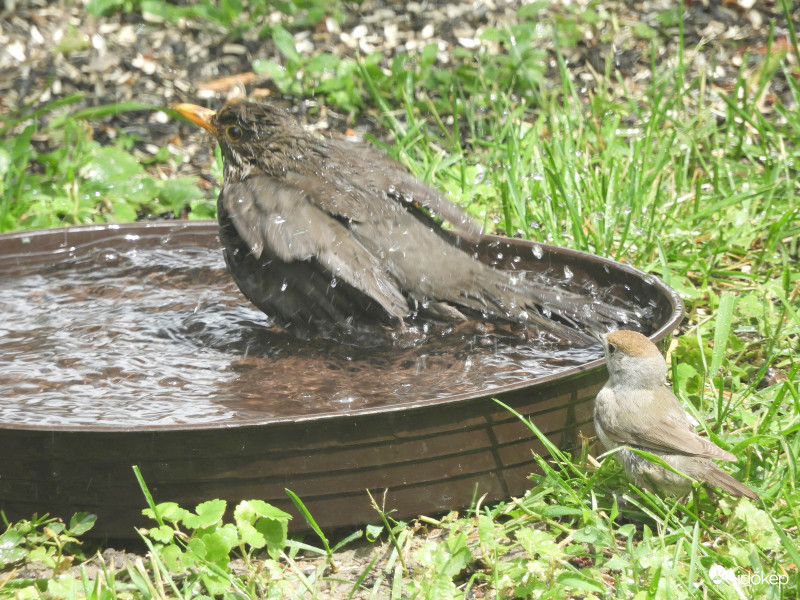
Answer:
173, 103, 218, 134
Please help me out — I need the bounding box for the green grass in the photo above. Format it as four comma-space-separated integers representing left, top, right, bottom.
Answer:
1, 1, 799, 598
0, 97, 214, 231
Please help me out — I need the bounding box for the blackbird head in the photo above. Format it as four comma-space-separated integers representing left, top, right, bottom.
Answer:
174, 101, 305, 178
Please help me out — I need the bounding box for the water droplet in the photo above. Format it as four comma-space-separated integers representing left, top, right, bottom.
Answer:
332, 392, 358, 406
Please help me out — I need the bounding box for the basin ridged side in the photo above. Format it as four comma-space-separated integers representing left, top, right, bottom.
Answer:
0, 373, 601, 537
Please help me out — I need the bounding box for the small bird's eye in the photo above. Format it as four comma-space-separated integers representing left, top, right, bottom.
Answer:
226, 125, 243, 141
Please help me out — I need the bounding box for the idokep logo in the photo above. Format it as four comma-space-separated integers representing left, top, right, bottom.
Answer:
709, 564, 735, 584
709, 564, 788, 587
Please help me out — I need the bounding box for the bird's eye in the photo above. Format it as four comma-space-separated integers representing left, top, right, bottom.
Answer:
226, 125, 243, 141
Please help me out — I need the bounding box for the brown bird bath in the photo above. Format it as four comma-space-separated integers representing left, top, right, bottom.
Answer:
0, 221, 682, 538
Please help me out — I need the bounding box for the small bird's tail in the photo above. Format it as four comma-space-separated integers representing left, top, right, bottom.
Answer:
702, 463, 760, 501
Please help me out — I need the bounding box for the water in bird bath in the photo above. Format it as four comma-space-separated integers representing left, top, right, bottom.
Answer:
0, 234, 656, 430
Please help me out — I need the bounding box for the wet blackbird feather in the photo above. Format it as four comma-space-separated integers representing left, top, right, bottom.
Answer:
222, 177, 410, 319
200, 100, 631, 342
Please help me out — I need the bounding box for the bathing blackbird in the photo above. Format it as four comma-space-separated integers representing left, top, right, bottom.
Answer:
174, 100, 629, 343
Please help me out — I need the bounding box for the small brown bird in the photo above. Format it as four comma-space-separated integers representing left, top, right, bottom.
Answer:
595, 330, 758, 500
174, 100, 630, 343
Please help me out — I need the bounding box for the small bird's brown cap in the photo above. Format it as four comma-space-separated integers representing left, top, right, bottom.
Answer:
604, 330, 663, 358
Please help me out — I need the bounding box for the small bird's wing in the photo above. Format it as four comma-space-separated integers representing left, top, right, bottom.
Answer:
284, 137, 482, 242
595, 386, 737, 461
222, 177, 410, 319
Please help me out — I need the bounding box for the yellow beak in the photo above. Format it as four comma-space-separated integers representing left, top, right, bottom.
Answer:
173, 103, 218, 134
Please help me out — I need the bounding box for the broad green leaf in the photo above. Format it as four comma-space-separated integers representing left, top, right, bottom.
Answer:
183, 499, 227, 530
272, 25, 301, 64
81, 146, 144, 183
0, 529, 26, 567
238, 521, 267, 549
160, 543, 191, 572
198, 529, 236, 563
149, 525, 175, 544
67, 512, 96, 536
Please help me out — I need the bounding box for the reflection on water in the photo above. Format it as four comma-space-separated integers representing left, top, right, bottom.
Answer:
0, 244, 614, 428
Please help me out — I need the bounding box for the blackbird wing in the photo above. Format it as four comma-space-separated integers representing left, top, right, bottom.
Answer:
222, 176, 409, 319
289, 140, 632, 332
226, 174, 594, 343
595, 386, 737, 461
283, 137, 482, 242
